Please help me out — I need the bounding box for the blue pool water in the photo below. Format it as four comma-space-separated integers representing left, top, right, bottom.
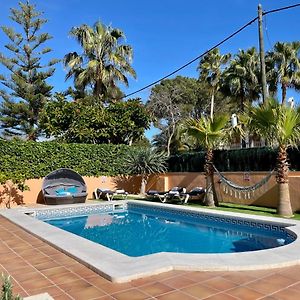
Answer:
44, 205, 295, 257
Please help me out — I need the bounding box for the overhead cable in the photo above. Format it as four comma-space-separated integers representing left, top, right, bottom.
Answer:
263, 3, 300, 16
124, 17, 258, 99
123, 3, 300, 99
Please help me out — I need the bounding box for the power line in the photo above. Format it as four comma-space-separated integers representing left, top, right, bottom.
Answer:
123, 3, 300, 99
262, 3, 300, 50
263, 3, 300, 16
124, 16, 258, 98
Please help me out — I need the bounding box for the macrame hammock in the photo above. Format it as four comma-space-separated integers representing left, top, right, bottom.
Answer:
213, 165, 274, 200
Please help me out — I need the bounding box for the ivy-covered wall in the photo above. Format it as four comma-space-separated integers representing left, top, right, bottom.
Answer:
2, 141, 300, 180
0, 141, 133, 179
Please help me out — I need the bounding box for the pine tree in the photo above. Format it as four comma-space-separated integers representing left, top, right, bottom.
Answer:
0, 0, 59, 140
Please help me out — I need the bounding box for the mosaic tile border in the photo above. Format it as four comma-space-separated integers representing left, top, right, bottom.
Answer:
35, 202, 127, 220
128, 202, 296, 241
34, 201, 296, 242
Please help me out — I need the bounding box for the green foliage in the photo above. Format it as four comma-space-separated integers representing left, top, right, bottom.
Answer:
0, 173, 28, 191
148, 76, 236, 155
0, 140, 137, 178
152, 122, 196, 155
147, 76, 213, 156
168, 147, 282, 172
245, 98, 300, 147
106, 99, 151, 144
185, 114, 232, 151
266, 42, 300, 104
147, 76, 211, 122
198, 48, 231, 117
168, 151, 206, 172
198, 48, 231, 89
0, 1, 58, 140
40, 95, 150, 144
222, 47, 261, 111
1, 274, 22, 300
124, 148, 168, 176
124, 148, 168, 194
64, 21, 136, 101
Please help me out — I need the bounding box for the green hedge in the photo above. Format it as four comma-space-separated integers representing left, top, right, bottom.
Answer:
2, 141, 300, 179
0, 141, 133, 179
169, 147, 300, 172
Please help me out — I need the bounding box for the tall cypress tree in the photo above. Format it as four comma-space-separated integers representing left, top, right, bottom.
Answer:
0, 0, 58, 140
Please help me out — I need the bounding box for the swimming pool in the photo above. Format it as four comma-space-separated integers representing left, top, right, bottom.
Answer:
43, 203, 294, 257
2, 201, 300, 282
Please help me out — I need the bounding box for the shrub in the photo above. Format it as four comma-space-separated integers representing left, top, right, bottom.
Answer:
1, 274, 22, 300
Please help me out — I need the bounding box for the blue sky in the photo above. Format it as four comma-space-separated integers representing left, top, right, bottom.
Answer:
0, 0, 300, 139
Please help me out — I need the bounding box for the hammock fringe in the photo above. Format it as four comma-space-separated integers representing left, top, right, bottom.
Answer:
213, 165, 274, 196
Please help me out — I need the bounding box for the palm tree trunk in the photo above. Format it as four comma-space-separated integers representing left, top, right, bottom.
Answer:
276, 144, 293, 217
94, 81, 105, 100
210, 91, 215, 119
204, 149, 218, 207
140, 176, 148, 195
27, 134, 36, 141
240, 86, 247, 148
281, 83, 287, 105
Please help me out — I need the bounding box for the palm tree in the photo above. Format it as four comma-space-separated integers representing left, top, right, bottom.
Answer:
266, 42, 300, 105
64, 21, 136, 101
124, 148, 167, 195
224, 47, 261, 112
198, 48, 231, 118
245, 98, 300, 217
185, 114, 232, 207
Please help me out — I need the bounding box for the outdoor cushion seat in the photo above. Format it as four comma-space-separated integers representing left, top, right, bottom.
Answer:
114, 189, 128, 200
94, 189, 114, 201
146, 190, 167, 202
178, 187, 206, 204
94, 188, 128, 201
188, 187, 206, 197
162, 187, 190, 204
42, 168, 87, 205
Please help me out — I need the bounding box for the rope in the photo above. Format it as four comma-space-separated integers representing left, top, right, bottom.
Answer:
213, 165, 274, 192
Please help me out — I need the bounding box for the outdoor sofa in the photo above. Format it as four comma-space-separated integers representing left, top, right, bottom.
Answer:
42, 168, 87, 205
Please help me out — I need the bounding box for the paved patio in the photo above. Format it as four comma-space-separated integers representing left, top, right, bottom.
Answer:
1, 216, 300, 300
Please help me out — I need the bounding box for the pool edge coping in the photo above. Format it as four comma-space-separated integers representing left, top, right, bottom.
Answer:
1, 200, 300, 283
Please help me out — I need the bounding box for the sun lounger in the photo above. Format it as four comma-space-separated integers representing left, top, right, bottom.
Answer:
94, 188, 114, 201
113, 189, 128, 200
94, 188, 128, 201
146, 190, 168, 202
187, 187, 206, 202
146, 187, 206, 204
162, 187, 189, 204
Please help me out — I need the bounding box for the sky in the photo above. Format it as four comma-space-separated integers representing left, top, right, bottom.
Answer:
0, 0, 300, 139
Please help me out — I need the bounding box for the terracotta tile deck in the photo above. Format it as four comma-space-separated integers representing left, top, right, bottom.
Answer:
1, 216, 300, 300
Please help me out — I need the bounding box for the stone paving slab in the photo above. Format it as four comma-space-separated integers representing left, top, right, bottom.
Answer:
0, 209, 300, 299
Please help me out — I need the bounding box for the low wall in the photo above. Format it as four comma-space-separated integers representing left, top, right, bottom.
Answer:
158, 172, 300, 212
1, 172, 300, 212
